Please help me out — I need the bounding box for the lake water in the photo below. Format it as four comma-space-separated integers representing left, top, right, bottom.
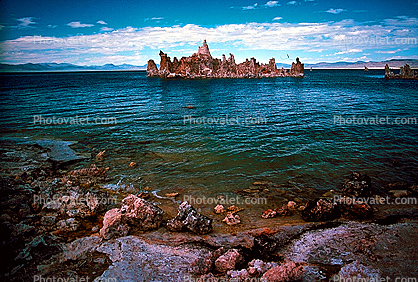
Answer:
1, 70, 417, 200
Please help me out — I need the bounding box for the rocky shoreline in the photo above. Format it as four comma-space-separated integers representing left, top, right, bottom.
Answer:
147, 40, 304, 79
1, 138, 417, 281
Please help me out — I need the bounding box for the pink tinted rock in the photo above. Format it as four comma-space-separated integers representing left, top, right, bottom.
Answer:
214, 249, 243, 273
100, 194, 164, 239
222, 212, 241, 225
261, 209, 277, 219
100, 208, 129, 240
262, 261, 305, 282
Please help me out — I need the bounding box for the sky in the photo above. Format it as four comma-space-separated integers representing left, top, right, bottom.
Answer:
0, 0, 417, 65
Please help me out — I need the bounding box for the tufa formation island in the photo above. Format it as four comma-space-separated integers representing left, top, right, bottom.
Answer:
147, 40, 304, 78
385, 63, 418, 80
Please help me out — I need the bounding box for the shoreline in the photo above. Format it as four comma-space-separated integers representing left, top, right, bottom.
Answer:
1, 137, 417, 281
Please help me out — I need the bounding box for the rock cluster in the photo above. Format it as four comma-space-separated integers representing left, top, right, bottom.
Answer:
213, 204, 244, 226
301, 197, 374, 222
301, 198, 339, 221
147, 40, 304, 78
100, 194, 164, 239
167, 201, 213, 234
299, 172, 377, 222
385, 63, 418, 80
342, 171, 372, 197
261, 201, 298, 219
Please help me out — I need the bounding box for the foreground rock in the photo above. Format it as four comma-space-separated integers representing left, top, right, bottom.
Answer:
147, 40, 304, 79
100, 194, 164, 239
98, 236, 214, 281
334, 260, 380, 281
222, 212, 241, 225
342, 171, 372, 197
167, 201, 213, 234
13, 220, 418, 281
214, 248, 243, 273
301, 198, 339, 221
38, 235, 213, 282
301, 196, 373, 222
281, 221, 418, 278
262, 261, 323, 282
336, 196, 374, 220
41, 190, 110, 218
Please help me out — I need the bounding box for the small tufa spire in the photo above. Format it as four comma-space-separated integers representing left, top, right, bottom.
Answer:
197, 40, 212, 57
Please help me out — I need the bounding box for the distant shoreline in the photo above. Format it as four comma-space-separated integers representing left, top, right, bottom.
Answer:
2, 68, 417, 74
1, 59, 417, 74
0, 69, 147, 74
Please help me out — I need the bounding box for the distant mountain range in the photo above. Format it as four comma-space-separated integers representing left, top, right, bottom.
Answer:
1, 59, 417, 72
0, 63, 148, 72
276, 59, 418, 69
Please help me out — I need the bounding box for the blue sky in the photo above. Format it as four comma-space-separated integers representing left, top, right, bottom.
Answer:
0, 0, 417, 65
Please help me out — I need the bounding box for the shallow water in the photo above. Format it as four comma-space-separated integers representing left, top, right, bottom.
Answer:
1, 70, 417, 199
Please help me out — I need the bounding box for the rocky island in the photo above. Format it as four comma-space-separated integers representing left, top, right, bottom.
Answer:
147, 40, 304, 78
385, 63, 418, 80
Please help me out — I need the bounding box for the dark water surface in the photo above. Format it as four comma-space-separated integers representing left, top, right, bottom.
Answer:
1, 70, 417, 197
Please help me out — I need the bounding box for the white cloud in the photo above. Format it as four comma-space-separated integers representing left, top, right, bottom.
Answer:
16, 17, 37, 28
376, 49, 401, 54
326, 8, 346, 14
287, 1, 297, 5
2, 17, 417, 65
242, 3, 258, 10
144, 17, 164, 21
273, 17, 283, 21
335, 49, 362, 55
97, 20, 107, 25
342, 55, 369, 62
387, 55, 418, 60
100, 27, 114, 32
47, 24, 57, 28
67, 21, 94, 28
383, 16, 418, 27
265, 1, 280, 7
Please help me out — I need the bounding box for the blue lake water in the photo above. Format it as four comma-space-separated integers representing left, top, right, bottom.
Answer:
1, 70, 417, 197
